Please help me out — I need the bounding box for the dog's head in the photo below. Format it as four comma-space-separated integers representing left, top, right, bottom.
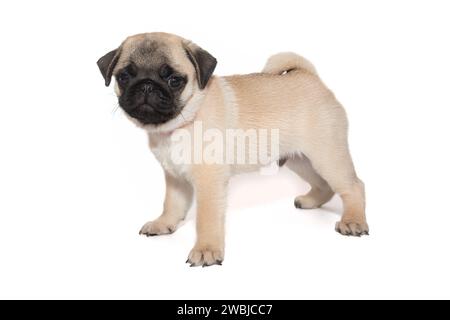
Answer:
97, 33, 216, 128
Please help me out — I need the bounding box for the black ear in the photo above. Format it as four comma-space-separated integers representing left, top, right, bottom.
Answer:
184, 42, 217, 89
97, 48, 121, 87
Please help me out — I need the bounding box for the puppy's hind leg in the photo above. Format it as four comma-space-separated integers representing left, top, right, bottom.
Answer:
140, 172, 193, 236
302, 141, 368, 237
287, 154, 334, 209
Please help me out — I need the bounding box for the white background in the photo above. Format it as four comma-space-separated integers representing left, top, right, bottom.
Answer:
0, 0, 449, 299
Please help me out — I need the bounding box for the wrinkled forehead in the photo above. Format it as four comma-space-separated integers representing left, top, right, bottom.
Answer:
115, 36, 192, 74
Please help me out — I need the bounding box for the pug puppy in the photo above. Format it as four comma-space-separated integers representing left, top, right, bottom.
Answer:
97, 32, 368, 267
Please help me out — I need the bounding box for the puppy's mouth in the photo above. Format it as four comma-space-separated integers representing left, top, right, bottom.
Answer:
126, 103, 179, 125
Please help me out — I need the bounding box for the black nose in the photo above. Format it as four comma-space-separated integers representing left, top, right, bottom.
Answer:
141, 83, 153, 94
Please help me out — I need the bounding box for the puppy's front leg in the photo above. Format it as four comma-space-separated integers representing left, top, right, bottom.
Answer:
187, 166, 228, 267
140, 171, 193, 236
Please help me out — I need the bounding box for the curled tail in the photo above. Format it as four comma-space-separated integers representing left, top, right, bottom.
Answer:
262, 52, 317, 75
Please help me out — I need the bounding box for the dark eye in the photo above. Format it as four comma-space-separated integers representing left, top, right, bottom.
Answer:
168, 76, 183, 88
117, 72, 130, 85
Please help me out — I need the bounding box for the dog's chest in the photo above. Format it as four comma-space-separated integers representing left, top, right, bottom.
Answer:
149, 134, 189, 178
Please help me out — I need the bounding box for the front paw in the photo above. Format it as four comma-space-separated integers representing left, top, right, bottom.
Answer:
186, 244, 224, 267
335, 220, 369, 237
139, 218, 177, 237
